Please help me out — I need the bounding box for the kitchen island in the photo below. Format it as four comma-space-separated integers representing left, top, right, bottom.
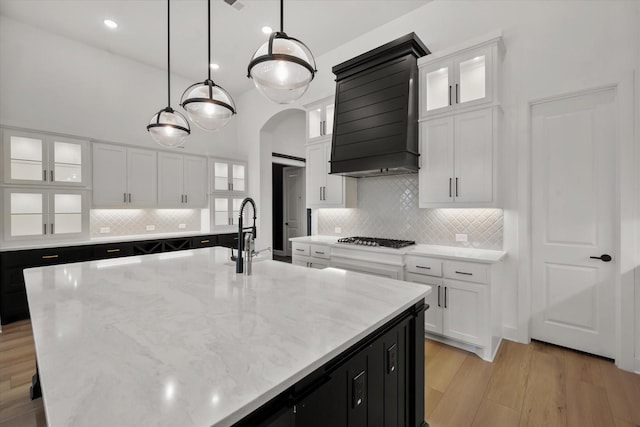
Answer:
24, 247, 430, 426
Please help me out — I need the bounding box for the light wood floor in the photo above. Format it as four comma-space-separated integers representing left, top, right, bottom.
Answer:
1, 320, 639, 426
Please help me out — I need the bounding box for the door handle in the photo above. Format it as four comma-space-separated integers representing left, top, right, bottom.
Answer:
590, 254, 612, 262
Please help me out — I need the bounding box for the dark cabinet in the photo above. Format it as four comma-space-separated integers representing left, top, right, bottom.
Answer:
93, 243, 135, 259
217, 233, 238, 249
191, 235, 217, 248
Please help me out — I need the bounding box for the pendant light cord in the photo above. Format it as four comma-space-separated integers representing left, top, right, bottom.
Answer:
280, 0, 284, 32
167, 0, 171, 107
208, 0, 212, 81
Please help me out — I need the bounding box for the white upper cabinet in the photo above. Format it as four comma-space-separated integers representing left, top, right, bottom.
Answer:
419, 33, 503, 119
419, 108, 497, 208
211, 159, 247, 194
92, 143, 157, 207
2, 129, 89, 187
158, 153, 207, 208
3, 188, 89, 242
305, 140, 357, 209
305, 96, 335, 142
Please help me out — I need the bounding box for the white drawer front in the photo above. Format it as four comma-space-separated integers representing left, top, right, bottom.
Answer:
310, 244, 330, 259
292, 243, 310, 257
443, 260, 487, 284
406, 256, 442, 277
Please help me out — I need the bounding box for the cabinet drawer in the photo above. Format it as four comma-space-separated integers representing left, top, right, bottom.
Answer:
93, 244, 134, 260
405, 256, 442, 277
2, 247, 90, 268
217, 233, 238, 249
443, 260, 487, 284
310, 245, 330, 259
292, 243, 310, 257
191, 236, 217, 248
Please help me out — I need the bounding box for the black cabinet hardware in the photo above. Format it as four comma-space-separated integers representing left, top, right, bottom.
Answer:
437, 285, 441, 307
455, 177, 459, 197
449, 85, 452, 106
455, 270, 473, 275
444, 287, 448, 308
43, 170, 47, 181
50, 170, 54, 181
416, 265, 431, 270
455, 83, 459, 104
449, 178, 452, 197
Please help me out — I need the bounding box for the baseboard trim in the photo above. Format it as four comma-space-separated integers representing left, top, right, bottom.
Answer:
635, 357, 640, 374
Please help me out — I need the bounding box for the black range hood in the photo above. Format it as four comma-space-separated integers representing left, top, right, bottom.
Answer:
330, 33, 429, 178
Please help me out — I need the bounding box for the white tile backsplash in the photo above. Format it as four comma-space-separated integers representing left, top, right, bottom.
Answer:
317, 175, 503, 249
90, 209, 201, 237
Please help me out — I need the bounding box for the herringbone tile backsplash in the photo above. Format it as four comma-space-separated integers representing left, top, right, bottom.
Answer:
317, 175, 503, 250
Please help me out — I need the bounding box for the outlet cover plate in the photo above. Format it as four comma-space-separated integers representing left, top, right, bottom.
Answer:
146, 225, 156, 231
455, 233, 468, 242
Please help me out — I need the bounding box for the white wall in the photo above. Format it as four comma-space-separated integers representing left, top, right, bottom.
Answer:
0, 15, 242, 159
237, 0, 640, 348
271, 111, 306, 159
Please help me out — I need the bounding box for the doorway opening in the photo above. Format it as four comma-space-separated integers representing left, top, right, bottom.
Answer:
272, 161, 306, 262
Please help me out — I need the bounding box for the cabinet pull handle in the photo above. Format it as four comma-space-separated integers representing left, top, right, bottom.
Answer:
455, 270, 473, 276
43, 223, 46, 235
124, 193, 127, 203
128, 193, 132, 203
455, 83, 459, 104
320, 187, 322, 201
42, 255, 59, 259
416, 265, 431, 269
448, 85, 452, 106
184, 194, 187, 203
228, 183, 231, 191
437, 285, 441, 307
50, 170, 54, 181
43, 170, 47, 181
449, 178, 452, 197
106, 249, 120, 253
200, 240, 210, 244
315, 251, 325, 255
51, 223, 54, 234
455, 178, 459, 197
323, 186, 326, 200
444, 287, 448, 308
296, 248, 305, 252
230, 183, 233, 191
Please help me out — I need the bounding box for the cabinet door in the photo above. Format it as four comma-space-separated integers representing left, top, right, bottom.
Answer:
127, 148, 157, 207
419, 60, 454, 117
92, 143, 127, 206
454, 46, 493, 109
230, 162, 247, 193
323, 142, 343, 206
3, 189, 46, 240
3, 130, 47, 184
442, 279, 485, 346
50, 191, 87, 237
305, 143, 325, 206
211, 160, 247, 194
292, 257, 309, 268
406, 273, 443, 335
157, 152, 184, 207
306, 97, 334, 142
454, 108, 493, 203
183, 156, 208, 207
308, 259, 329, 269
419, 117, 454, 206
49, 137, 88, 186
212, 161, 230, 192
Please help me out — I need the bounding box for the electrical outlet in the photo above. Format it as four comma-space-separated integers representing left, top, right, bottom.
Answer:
335, 227, 342, 234
178, 223, 186, 229
99, 227, 110, 234
146, 225, 155, 231
455, 233, 468, 242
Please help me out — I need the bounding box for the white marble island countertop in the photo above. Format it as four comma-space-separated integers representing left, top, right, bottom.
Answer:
24, 247, 429, 427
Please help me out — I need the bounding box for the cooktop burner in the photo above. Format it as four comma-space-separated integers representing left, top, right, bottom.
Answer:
337, 237, 416, 249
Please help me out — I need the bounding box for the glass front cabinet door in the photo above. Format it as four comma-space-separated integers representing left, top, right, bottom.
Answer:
211, 159, 247, 194
306, 96, 335, 142
419, 40, 500, 118
211, 196, 247, 231
2, 129, 89, 187
3, 189, 89, 241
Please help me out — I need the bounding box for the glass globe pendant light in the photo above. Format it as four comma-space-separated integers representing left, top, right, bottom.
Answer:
247, 0, 317, 104
181, 0, 236, 131
147, 0, 190, 147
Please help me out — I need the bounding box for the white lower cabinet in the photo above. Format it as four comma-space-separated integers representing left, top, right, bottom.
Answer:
406, 255, 498, 361
292, 242, 330, 269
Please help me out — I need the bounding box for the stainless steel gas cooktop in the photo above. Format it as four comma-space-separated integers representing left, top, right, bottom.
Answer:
337, 237, 415, 249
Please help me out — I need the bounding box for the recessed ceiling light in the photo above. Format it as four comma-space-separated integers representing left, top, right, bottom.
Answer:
103, 19, 118, 29
261, 26, 273, 34
209, 63, 220, 70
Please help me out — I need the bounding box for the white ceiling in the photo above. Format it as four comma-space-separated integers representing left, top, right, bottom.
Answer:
0, 0, 430, 97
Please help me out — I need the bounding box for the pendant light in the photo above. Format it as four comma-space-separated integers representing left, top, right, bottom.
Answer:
181, 0, 236, 131
247, 0, 317, 104
147, 0, 190, 148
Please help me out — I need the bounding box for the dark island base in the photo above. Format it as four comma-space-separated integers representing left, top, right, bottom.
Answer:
234, 301, 429, 427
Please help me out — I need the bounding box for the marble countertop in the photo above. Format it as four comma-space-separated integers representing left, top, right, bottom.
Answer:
24, 247, 429, 427
0, 231, 221, 252
289, 235, 506, 263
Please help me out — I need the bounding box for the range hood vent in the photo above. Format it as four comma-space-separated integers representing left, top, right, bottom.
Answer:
330, 33, 429, 178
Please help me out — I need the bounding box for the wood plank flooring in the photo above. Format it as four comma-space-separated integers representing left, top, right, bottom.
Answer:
1, 320, 639, 426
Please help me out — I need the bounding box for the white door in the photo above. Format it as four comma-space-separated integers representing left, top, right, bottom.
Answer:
406, 274, 443, 335
305, 143, 325, 206
531, 88, 616, 358
283, 167, 304, 256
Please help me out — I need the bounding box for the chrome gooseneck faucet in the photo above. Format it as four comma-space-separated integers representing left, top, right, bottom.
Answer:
236, 197, 257, 274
